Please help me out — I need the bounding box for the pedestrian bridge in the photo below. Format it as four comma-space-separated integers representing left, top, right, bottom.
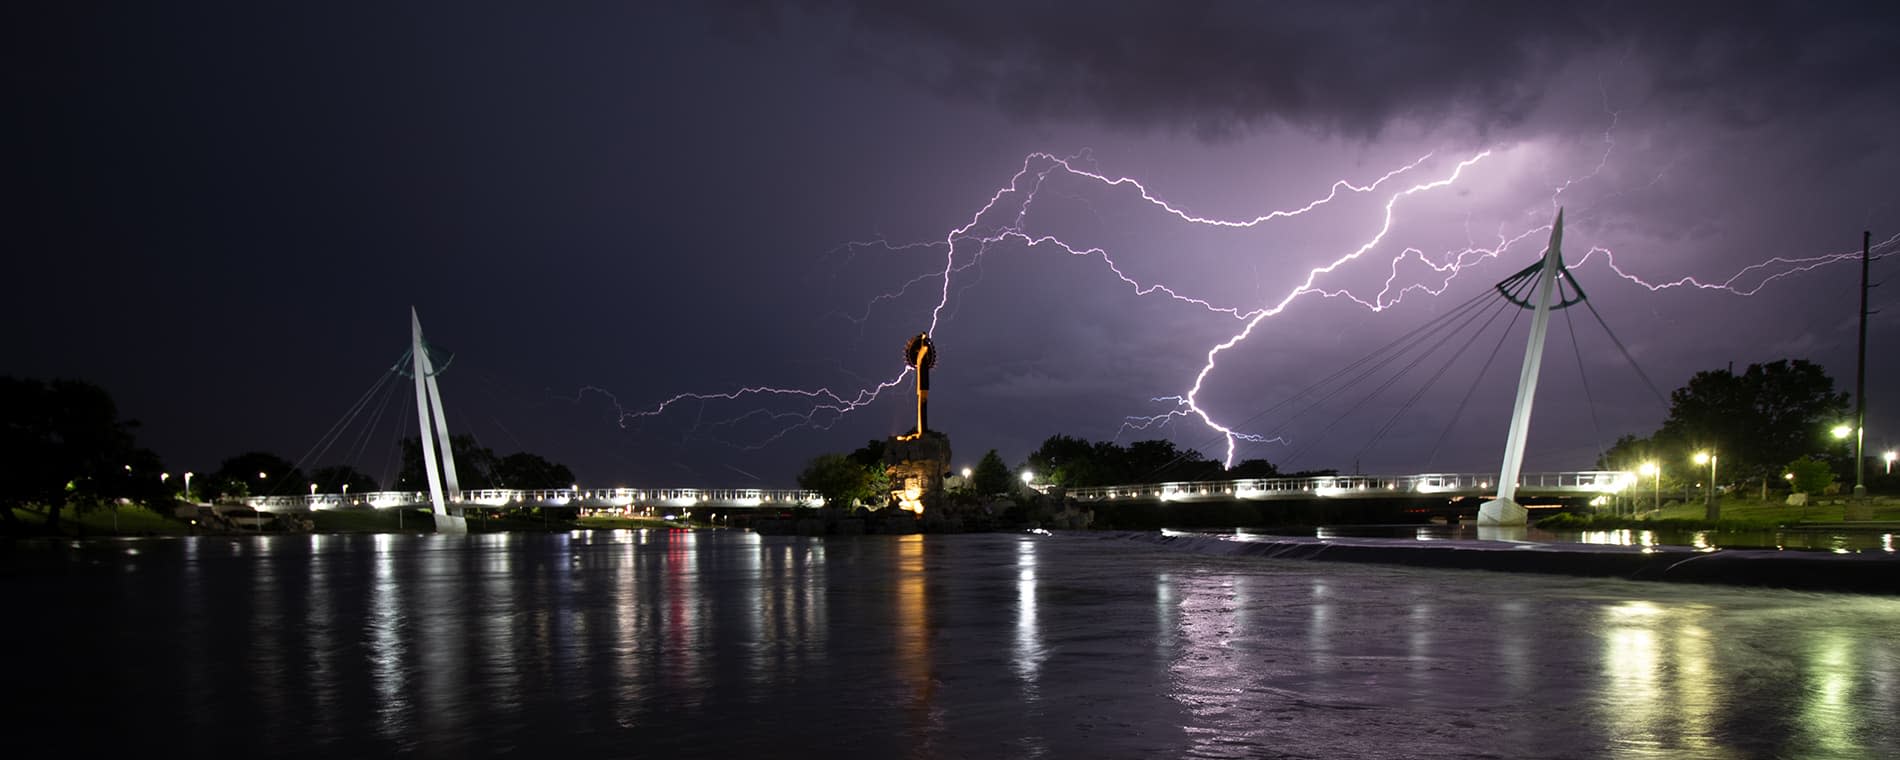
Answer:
1062, 470, 1632, 503
244, 486, 825, 513
244, 470, 1633, 513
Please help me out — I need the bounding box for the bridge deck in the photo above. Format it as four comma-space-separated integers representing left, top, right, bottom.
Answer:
1064, 471, 1632, 503
243, 471, 1632, 513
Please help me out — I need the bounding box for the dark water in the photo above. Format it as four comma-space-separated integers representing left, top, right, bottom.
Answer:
7, 530, 1899, 758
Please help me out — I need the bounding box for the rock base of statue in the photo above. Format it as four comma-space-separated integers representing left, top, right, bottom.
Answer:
884, 431, 951, 514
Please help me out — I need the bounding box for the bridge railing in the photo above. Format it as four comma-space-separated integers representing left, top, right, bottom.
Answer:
245, 486, 825, 512
1065, 471, 1633, 501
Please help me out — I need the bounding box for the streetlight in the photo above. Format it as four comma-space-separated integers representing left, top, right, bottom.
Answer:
961, 467, 972, 479
1832, 424, 1854, 440
1638, 461, 1659, 515
309, 483, 318, 496
1020, 470, 1035, 485
1886, 450, 1897, 475
1693, 451, 1718, 520
184, 472, 194, 502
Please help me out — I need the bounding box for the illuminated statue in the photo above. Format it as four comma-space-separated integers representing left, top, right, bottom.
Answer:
899, 332, 936, 440
886, 332, 950, 515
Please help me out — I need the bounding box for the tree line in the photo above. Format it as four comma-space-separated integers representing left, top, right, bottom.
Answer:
797, 433, 1325, 509
1, 376, 576, 533
1596, 359, 1870, 494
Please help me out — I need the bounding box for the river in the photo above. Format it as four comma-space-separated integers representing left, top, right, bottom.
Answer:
7, 530, 1897, 758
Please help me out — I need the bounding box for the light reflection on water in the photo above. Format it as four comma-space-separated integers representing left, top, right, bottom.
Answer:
10, 531, 1900, 758
1261, 524, 1897, 552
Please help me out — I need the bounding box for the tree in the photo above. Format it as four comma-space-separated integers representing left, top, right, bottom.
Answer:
971, 449, 1013, 496
1655, 360, 1849, 483
491, 452, 575, 489
1227, 458, 1280, 479
1785, 456, 1833, 496
208, 451, 303, 500
1025, 434, 1104, 487
798, 453, 882, 508
1124, 439, 1222, 482
310, 465, 380, 493
0, 378, 156, 532
846, 439, 887, 469
397, 435, 501, 490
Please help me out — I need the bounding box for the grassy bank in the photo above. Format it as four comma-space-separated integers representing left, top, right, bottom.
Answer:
305, 508, 690, 533
1549, 494, 1900, 531
5, 503, 191, 536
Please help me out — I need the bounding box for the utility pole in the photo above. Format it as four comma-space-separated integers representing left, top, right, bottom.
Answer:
1853, 231, 1870, 500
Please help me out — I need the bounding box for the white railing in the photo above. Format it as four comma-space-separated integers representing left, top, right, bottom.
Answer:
1065, 470, 1633, 502
244, 486, 824, 513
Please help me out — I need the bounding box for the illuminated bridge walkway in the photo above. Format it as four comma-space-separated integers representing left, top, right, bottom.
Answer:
244, 470, 1632, 513
1063, 470, 1632, 503
244, 487, 826, 513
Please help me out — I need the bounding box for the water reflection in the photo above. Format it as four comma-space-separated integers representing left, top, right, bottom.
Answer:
368, 533, 410, 743
1597, 600, 1722, 755
1014, 537, 1042, 701
894, 534, 942, 753
1273, 523, 1895, 551
18, 531, 1900, 758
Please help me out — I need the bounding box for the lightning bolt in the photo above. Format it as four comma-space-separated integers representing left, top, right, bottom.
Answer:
579, 122, 1890, 464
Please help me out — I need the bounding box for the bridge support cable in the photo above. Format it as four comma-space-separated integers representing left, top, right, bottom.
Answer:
1580, 297, 1671, 410
277, 367, 400, 497
378, 392, 415, 497
1181, 285, 1508, 463
1560, 301, 1610, 467
344, 364, 405, 472
1352, 286, 1531, 468
1256, 269, 1538, 465
1423, 296, 1528, 471
1284, 290, 1519, 467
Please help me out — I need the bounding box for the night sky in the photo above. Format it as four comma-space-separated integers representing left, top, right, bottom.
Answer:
6, 1, 1898, 489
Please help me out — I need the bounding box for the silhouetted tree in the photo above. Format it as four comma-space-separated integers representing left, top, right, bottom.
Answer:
492, 452, 575, 489
1654, 359, 1848, 483
846, 439, 887, 469
971, 449, 1013, 496
310, 465, 379, 493
1227, 458, 1281, 479
397, 435, 502, 490
0, 378, 159, 532
208, 451, 302, 500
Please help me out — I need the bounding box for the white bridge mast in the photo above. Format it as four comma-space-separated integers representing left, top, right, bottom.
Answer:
1479, 209, 1565, 527
411, 307, 467, 534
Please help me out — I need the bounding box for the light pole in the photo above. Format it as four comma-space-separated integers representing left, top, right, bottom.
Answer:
1886, 450, 1896, 475
343, 483, 350, 505
1638, 461, 1659, 516
1693, 451, 1718, 520
183, 472, 194, 502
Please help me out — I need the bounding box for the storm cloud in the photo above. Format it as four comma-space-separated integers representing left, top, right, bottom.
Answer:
728, 1, 1900, 140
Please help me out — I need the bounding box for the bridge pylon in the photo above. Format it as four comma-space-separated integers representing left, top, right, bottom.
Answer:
409, 308, 467, 534
1480, 209, 1580, 526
